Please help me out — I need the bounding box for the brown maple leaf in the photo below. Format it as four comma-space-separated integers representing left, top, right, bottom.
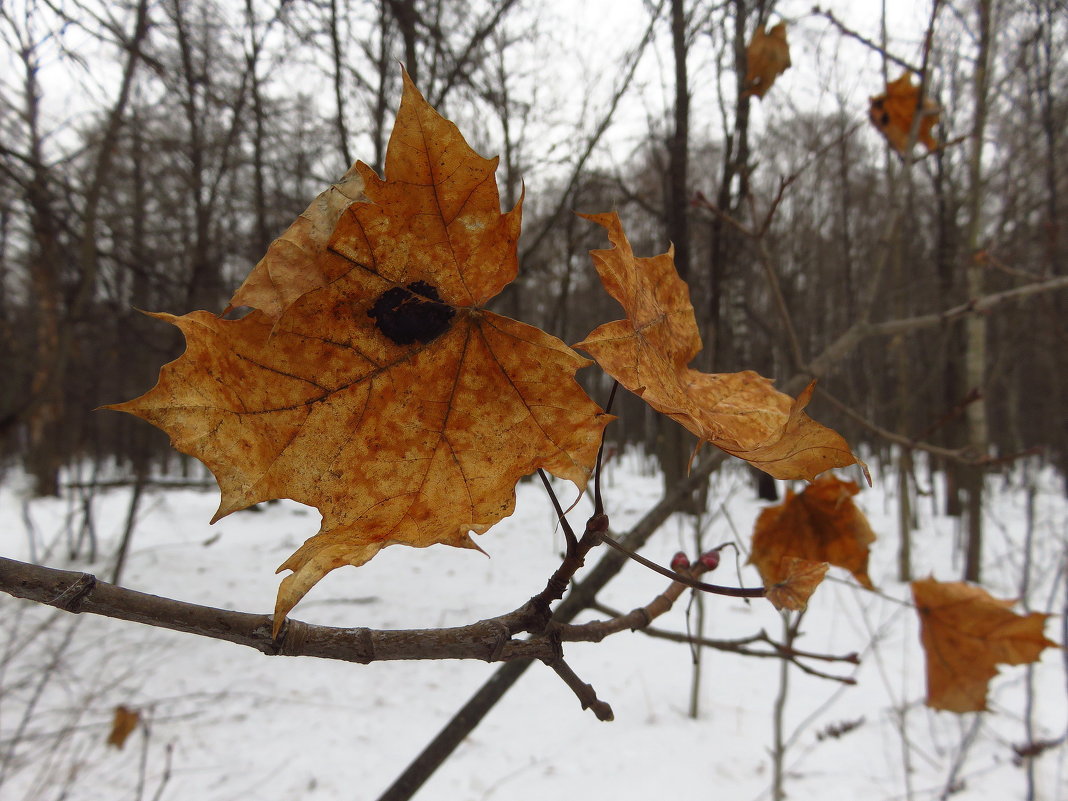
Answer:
226, 161, 367, 319
869, 72, 939, 153
744, 22, 791, 99
106, 705, 140, 749
107, 72, 609, 629
750, 475, 876, 590
765, 557, 829, 611
912, 577, 1059, 712
574, 212, 860, 481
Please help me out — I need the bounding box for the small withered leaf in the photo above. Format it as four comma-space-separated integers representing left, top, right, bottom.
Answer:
744, 22, 791, 99
912, 577, 1058, 713
574, 212, 861, 481
106, 705, 140, 749
750, 474, 876, 590
766, 557, 829, 611
869, 72, 939, 154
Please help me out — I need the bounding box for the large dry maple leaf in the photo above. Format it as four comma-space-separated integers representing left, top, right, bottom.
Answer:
912, 577, 1058, 712
108, 72, 609, 628
750, 475, 876, 590
574, 212, 860, 481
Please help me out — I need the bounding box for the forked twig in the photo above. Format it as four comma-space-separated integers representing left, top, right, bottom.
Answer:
542, 655, 614, 721
587, 601, 859, 684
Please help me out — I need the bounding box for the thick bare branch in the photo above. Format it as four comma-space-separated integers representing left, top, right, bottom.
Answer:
0, 556, 545, 664
0, 531, 743, 673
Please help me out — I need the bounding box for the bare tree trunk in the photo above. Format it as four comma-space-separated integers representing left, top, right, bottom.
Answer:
1033, 0, 1060, 276
14, 0, 151, 495
246, 0, 272, 255
898, 449, 913, 581
707, 0, 754, 368
174, 0, 215, 312
659, 0, 702, 513
770, 611, 794, 801
329, 0, 354, 168
11, 12, 65, 498
962, 0, 995, 583
372, 0, 394, 173
387, 0, 419, 84
933, 148, 964, 517
25, 167, 63, 497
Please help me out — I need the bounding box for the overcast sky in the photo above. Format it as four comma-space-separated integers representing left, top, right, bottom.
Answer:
508, 0, 939, 187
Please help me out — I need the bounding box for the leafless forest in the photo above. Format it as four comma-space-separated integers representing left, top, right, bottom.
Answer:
1, 0, 1066, 577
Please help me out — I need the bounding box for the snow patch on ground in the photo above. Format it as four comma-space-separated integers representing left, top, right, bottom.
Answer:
1, 453, 1065, 800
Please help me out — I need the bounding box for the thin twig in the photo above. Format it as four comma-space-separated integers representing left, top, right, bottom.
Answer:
542, 655, 614, 721
815, 387, 976, 463
596, 533, 765, 598
588, 601, 859, 670
812, 6, 921, 73
558, 558, 716, 644
525, 512, 611, 629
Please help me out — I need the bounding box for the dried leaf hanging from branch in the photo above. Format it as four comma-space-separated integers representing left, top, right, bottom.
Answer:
744, 22, 791, 99
750, 475, 876, 590
574, 212, 861, 481
869, 72, 939, 153
912, 577, 1058, 712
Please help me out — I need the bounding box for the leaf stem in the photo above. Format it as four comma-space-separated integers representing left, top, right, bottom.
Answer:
593, 381, 619, 517
537, 468, 577, 554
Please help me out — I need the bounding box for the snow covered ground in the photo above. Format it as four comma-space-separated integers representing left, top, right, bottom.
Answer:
1, 453, 1065, 801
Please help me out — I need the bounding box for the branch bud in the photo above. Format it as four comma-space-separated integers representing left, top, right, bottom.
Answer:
587, 513, 610, 535
698, 550, 721, 572
670, 551, 691, 572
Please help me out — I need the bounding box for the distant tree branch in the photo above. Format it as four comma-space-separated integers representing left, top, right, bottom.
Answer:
865, 274, 1068, 338
815, 387, 979, 464
798, 274, 1068, 388
812, 6, 922, 74
429, 0, 522, 106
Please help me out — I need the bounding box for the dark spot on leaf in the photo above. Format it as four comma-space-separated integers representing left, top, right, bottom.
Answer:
369, 280, 455, 345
